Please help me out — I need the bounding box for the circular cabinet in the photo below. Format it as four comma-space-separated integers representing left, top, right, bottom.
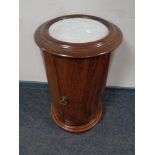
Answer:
34, 14, 123, 133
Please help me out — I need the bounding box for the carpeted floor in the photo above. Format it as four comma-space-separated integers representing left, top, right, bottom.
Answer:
19, 83, 135, 155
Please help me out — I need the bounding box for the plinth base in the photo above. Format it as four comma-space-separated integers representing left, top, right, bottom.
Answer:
51, 103, 103, 133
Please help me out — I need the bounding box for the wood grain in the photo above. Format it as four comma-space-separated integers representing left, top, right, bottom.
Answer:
34, 14, 123, 132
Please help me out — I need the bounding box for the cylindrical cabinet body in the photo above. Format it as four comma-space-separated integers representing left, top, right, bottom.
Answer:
44, 52, 110, 132
34, 15, 123, 132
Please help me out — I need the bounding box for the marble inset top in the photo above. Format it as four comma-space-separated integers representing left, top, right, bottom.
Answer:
48, 18, 109, 43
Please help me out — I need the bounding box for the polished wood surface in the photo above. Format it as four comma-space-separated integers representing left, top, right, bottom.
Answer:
34, 14, 123, 58
34, 14, 123, 132
43, 52, 111, 132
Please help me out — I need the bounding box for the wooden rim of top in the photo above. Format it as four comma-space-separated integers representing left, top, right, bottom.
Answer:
34, 14, 123, 58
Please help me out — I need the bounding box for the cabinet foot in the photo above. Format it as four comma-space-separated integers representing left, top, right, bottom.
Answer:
51, 103, 103, 133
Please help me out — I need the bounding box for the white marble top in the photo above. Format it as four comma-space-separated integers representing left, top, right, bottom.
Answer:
48, 18, 109, 43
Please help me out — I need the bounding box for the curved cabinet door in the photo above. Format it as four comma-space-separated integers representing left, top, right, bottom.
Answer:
44, 51, 111, 126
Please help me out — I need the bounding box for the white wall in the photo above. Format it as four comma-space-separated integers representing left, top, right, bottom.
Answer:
19, 0, 135, 87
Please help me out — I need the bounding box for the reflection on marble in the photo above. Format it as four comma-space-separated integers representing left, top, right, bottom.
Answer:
49, 18, 109, 43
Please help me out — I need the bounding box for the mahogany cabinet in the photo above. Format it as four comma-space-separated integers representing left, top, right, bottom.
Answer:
34, 14, 123, 133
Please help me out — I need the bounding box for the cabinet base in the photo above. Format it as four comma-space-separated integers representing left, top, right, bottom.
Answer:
51, 103, 103, 133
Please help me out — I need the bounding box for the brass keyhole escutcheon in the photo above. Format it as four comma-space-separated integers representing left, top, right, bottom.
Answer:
59, 96, 69, 105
